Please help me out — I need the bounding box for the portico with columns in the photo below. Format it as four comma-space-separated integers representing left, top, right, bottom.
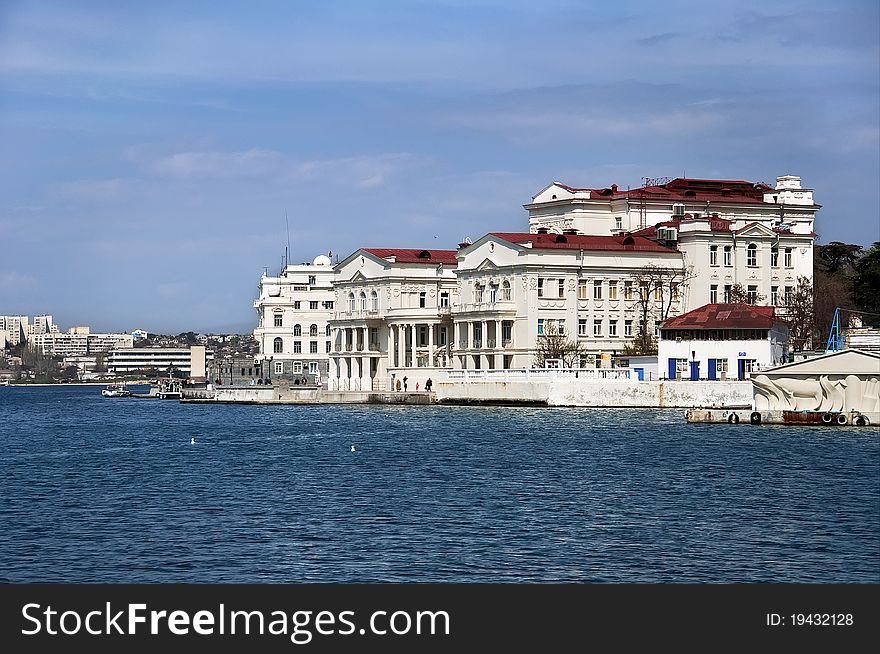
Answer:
329, 248, 458, 391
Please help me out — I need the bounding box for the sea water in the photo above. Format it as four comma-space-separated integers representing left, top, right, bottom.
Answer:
0, 385, 877, 583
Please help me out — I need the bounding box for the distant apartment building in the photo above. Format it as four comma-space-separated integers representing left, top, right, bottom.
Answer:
107, 346, 212, 378
29, 329, 134, 357
131, 329, 149, 340
0, 316, 28, 346
253, 254, 336, 382
27, 315, 57, 336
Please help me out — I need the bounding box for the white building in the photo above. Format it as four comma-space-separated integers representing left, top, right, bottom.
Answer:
29, 330, 133, 356
658, 303, 789, 381
131, 329, 149, 341
452, 231, 684, 370
526, 175, 817, 313
0, 316, 28, 346
253, 254, 336, 383
107, 346, 212, 377
27, 315, 57, 336
329, 248, 459, 391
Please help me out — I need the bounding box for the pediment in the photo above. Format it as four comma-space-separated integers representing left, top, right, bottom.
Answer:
348, 271, 368, 282
737, 222, 776, 238
476, 258, 499, 271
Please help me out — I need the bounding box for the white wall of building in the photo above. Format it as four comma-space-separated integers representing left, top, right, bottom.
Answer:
253, 254, 336, 383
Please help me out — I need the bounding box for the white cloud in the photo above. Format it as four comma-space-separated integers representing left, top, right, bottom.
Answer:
0, 271, 37, 289
149, 149, 284, 178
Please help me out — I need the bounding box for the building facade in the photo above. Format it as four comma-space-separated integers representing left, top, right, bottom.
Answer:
525, 175, 817, 314
452, 231, 684, 370
29, 330, 133, 356
107, 346, 212, 377
329, 248, 459, 391
253, 254, 336, 384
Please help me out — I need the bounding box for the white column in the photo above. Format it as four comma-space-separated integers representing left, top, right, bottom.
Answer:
428, 322, 435, 368
397, 324, 405, 369
496, 320, 502, 349
408, 323, 415, 368
340, 356, 348, 390
361, 327, 367, 352
386, 325, 394, 370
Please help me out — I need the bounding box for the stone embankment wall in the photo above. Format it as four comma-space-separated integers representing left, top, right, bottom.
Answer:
435, 380, 752, 408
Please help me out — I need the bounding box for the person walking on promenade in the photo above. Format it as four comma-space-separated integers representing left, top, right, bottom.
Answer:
403, 376, 408, 392
425, 377, 433, 392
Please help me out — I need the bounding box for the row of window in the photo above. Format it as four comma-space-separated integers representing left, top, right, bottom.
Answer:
270, 302, 333, 321
473, 281, 511, 303
537, 318, 650, 338
708, 284, 794, 305
345, 290, 452, 312
709, 245, 794, 268
662, 329, 770, 341
273, 338, 332, 354
538, 279, 681, 302
272, 317, 333, 334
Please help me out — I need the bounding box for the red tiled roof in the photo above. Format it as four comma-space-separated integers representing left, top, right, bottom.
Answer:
661, 303, 778, 330
362, 248, 459, 266
537, 177, 797, 206
491, 232, 679, 254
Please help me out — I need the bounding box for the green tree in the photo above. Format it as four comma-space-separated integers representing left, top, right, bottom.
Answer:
851, 241, 880, 324
817, 241, 863, 275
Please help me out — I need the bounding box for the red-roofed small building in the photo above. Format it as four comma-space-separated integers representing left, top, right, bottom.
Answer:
658, 303, 790, 381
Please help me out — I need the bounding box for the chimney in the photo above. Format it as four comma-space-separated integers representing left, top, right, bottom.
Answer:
611, 184, 618, 193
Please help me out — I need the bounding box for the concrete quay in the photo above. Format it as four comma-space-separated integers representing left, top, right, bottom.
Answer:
181, 385, 435, 405
176, 378, 752, 408
686, 407, 878, 427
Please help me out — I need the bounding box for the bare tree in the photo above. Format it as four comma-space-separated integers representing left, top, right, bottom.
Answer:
628, 264, 695, 355
534, 321, 587, 368
725, 283, 765, 305
781, 276, 815, 351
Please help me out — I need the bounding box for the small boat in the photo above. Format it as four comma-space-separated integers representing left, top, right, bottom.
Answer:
101, 383, 131, 398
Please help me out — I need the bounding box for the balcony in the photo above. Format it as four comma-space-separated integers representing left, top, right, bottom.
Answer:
457, 301, 516, 315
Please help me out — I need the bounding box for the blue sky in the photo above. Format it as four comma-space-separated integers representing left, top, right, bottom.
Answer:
1, 0, 878, 334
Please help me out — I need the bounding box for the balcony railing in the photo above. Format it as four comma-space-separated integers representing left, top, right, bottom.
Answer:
458, 301, 516, 314
445, 368, 633, 382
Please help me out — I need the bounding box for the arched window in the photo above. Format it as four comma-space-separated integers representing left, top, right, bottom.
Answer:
273, 337, 283, 353
293, 324, 301, 336
359, 291, 367, 311
309, 324, 318, 336
348, 292, 355, 312
747, 243, 757, 267
501, 280, 511, 301
370, 290, 379, 312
